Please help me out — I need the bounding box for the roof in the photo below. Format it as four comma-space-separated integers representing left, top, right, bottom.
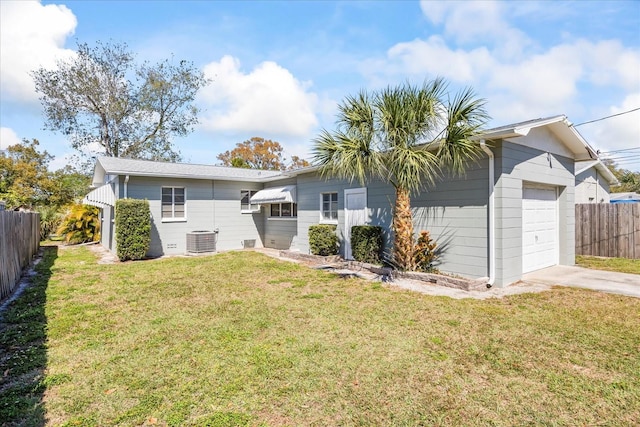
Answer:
575, 160, 619, 186
481, 115, 598, 161
610, 192, 640, 202
90, 115, 605, 187
92, 156, 283, 187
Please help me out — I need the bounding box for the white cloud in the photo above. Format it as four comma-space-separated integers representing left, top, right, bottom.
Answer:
387, 36, 493, 83
585, 93, 640, 156
367, 2, 640, 128
0, 127, 23, 150
198, 55, 319, 137
420, 0, 530, 58
0, 1, 76, 103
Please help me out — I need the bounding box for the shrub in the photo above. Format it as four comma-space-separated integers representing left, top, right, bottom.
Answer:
413, 230, 438, 272
38, 205, 64, 241
115, 199, 151, 261
56, 204, 100, 244
309, 224, 339, 256
351, 225, 383, 264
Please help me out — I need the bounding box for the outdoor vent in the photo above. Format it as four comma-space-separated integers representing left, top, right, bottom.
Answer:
243, 239, 256, 248
186, 231, 216, 253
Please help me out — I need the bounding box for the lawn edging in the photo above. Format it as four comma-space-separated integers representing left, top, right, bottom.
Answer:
279, 250, 488, 291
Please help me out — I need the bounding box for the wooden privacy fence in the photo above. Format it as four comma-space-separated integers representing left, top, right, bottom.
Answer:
575, 203, 640, 259
0, 210, 40, 301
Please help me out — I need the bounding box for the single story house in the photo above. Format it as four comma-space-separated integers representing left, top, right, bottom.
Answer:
574, 159, 618, 203
84, 115, 604, 287
610, 192, 640, 203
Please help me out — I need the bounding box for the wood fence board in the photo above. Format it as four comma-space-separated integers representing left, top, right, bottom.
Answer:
0, 211, 40, 301
576, 203, 640, 259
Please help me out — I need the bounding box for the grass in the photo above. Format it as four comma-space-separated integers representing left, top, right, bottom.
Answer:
576, 255, 640, 274
1, 245, 639, 426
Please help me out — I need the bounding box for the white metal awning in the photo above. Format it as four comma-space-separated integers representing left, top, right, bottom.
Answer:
250, 185, 297, 204
82, 182, 116, 208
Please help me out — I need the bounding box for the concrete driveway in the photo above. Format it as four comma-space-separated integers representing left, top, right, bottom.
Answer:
523, 265, 640, 298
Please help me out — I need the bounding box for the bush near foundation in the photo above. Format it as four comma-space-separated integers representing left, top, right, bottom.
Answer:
351, 225, 383, 264
115, 199, 151, 261
309, 224, 339, 256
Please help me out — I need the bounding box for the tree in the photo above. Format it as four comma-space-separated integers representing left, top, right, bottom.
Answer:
32, 41, 208, 162
312, 79, 489, 270
0, 139, 54, 209
217, 137, 310, 170
604, 160, 640, 193
49, 165, 92, 208
0, 139, 91, 211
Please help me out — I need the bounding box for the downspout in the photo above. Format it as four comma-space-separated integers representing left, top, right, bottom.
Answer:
124, 175, 130, 199
480, 140, 495, 287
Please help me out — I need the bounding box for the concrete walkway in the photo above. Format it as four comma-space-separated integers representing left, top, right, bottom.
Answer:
523, 265, 640, 298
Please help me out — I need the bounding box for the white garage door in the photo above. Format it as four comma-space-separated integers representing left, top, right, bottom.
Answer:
522, 185, 558, 273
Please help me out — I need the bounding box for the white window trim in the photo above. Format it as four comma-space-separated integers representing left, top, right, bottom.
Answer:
161, 186, 187, 222
241, 189, 261, 214
319, 192, 338, 224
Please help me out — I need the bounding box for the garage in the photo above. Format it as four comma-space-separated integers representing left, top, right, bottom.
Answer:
522, 185, 558, 273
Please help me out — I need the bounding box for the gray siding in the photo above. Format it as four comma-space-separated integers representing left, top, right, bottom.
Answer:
493, 137, 575, 286
575, 168, 611, 203
101, 204, 114, 253
411, 158, 490, 279
211, 180, 265, 252
296, 160, 491, 281
261, 178, 298, 250
120, 176, 264, 256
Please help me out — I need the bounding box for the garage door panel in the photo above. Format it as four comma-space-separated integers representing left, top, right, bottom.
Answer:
522, 186, 558, 273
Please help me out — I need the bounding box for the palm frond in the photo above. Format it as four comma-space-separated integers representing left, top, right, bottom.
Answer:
438, 86, 490, 176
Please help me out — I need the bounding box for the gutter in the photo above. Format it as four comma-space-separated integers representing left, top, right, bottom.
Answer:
124, 175, 130, 199
479, 140, 495, 287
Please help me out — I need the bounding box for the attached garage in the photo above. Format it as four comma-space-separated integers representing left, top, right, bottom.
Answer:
522, 184, 558, 273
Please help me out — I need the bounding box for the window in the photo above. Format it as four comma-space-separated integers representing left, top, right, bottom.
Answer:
270, 202, 297, 218
241, 190, 260, 212
321, 192, 338, 221
162, 187, 185, 220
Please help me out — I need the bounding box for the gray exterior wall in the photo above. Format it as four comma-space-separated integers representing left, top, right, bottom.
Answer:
492, 133, 575, 286
117, 176, 265, 257
295, 159, 491, 281
411, 158, 490, 279
101, 204, 114, 253
575, 168, 611, 203
262, 178, 298, 250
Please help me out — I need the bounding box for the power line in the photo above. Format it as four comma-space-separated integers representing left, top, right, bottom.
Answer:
600, 147, 640, 154
573, 107, 640, 127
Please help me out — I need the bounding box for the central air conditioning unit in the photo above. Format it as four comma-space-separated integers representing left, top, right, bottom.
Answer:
186, 230, 216, 253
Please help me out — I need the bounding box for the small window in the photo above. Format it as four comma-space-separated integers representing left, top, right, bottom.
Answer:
321, 192, 338, 221
269, 203, 297, 218
241, 190, 260, 212
162, 187, 186, 220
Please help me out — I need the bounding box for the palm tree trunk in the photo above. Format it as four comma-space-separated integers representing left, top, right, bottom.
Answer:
392, 186, 415, 270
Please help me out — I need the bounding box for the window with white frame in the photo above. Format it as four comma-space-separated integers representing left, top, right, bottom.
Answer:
241, 190, 260, 212
321, 192, 338, 221
162, 187, 185, 220
270, 202, 297, 218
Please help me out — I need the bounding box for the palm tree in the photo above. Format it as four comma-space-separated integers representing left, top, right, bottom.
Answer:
312, 78, 489, 270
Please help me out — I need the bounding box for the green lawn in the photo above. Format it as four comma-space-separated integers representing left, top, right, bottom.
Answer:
576, 255, 640, 275
2, 245, 639, 426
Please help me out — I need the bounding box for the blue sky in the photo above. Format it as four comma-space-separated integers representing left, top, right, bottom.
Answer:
1, 0, 639, 171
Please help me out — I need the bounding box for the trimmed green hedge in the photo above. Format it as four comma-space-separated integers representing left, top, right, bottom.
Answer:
115, 199, 151, 261
309, 224, 339, 256
351, 225, 383, 264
